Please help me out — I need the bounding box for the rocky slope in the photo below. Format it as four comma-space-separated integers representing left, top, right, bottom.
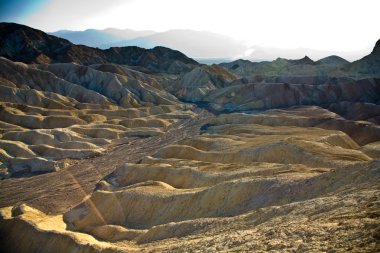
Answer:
219, 56, 348, 83
204, 78, 380, 112
166, 40, 380, 114
1, 106, 379, 252
0, 23, 379, 252
0, 23, 198, 74
220, 39, 380, 83
165, 64, 237, 102
0, 55, 196, 178
347, 39, 380, 77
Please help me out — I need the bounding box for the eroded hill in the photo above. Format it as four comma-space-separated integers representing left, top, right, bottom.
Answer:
0, 23, 379, 253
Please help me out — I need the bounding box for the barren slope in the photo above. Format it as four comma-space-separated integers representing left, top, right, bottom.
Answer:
0, 23, 379, 253
1, 107, 379, 252
0, 56, 196, 178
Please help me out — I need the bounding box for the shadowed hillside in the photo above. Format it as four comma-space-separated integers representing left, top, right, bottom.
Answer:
0, 23, 198, 74
0, 23, 379, 253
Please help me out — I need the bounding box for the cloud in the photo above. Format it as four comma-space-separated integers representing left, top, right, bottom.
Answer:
9, 0, 380, 54
25, 0, 130, 31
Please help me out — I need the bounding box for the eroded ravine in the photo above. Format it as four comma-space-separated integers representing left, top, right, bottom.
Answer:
0, 23, 379, 253
0, 107, 213, 214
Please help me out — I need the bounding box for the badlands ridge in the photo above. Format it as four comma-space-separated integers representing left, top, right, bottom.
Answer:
0, 23, 379, 252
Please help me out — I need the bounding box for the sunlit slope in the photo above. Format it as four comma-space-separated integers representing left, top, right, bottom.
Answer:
2, 107, 379, 252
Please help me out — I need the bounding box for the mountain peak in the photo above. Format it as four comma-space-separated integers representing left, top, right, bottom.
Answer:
302, 55, 312, 60
285, 55, 314, 65
299, 55, 314, 64
372, 39, 380, 55
316, 55, 350, 65
0, 22, 198, 73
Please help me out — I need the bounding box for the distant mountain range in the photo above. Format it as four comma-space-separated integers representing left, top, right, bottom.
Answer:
50, 28, 371, 63
51, 28, 156, 48
242, 46, 368, 64
2, 22, 379, 81
50, 29, 247, 62
0, 23, 197, 74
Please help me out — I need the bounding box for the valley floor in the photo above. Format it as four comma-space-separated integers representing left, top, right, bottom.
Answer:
1, 106, 379, 253
0, 108, 212, 214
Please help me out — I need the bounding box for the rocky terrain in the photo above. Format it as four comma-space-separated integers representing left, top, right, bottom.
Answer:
0, 54, 196, 178
0, 23, 379, 252
0, 23, 197, 73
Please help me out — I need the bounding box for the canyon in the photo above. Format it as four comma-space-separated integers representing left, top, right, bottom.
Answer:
0, 23, 379, 252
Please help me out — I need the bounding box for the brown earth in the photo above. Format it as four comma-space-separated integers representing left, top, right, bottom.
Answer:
0, 108, 212, 214
0, 23, 379, 253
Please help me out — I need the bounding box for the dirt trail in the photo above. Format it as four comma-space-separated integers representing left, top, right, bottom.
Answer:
0, 107, 213, 214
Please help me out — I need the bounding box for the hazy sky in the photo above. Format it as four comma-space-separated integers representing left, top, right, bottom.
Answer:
1, 0, 379, 53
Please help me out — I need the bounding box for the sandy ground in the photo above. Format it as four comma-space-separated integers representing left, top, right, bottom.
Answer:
0, 108, 213, 214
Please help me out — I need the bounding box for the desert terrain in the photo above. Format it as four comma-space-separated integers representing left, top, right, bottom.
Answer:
0, 23, 379, 252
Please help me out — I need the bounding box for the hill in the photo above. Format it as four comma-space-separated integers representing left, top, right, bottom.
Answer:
0, 22, 198, 74
0, 23, 379, 253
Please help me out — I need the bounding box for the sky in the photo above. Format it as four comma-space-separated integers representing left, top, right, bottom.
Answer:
1, 0, 379, 57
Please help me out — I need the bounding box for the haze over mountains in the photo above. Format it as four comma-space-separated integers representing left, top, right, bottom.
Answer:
51, 28, 156, 48
50, 28, 247, 62
50, 28, 371, 63
0, 22, 379, 252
